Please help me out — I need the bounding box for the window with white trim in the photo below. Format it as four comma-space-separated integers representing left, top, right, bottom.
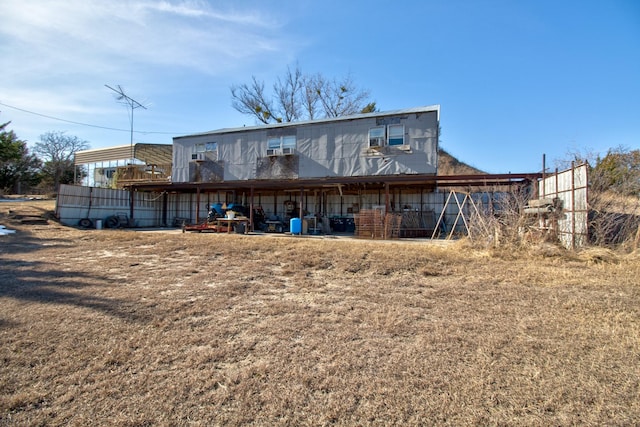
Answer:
368, 126, 385, 147
192, 142, 218, 161
388, 124, 405, 146
268, 137, 281, 150
267, 135, 296, 155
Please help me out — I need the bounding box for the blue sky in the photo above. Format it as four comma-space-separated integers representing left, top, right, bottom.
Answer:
0, 0, 638, 173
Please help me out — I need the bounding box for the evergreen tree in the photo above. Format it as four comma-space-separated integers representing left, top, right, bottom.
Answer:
0, 121, 41, 193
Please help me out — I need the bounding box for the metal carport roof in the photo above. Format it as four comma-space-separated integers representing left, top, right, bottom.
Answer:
74, 143, 172, 165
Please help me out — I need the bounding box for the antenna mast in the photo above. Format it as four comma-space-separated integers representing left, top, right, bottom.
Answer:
105, 84, 147, 163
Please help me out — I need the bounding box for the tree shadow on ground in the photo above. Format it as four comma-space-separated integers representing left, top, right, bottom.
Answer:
0, 227, 76, 256
0, 257, 151, 323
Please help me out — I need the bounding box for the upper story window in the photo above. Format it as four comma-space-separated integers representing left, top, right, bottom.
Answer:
267, 135, 296, 155
206, 142, 218, 160
369, 124, 406, 148
268, 137, 281, 150
369, 126, 385, 147
192, 142, 218, 161
282, 135, 296, 149
388, 125, 405, 146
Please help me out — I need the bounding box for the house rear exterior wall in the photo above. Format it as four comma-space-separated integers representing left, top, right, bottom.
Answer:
171, 109, 438, 183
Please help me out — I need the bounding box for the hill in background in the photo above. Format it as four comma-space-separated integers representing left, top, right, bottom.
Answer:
438, 148, 485, 175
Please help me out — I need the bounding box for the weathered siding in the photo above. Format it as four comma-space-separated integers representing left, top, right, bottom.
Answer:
172, 107, 439, 183
56, 185, 162, 228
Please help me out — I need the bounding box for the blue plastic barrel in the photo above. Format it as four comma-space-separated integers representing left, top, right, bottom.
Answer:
290, 217, 302, 235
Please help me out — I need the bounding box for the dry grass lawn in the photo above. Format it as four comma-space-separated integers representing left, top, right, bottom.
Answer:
1, 200, 639, 426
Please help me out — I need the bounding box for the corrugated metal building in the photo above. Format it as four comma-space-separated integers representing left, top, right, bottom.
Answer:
59, 106, 544, 238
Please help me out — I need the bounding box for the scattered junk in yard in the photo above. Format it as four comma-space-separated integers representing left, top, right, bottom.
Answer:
265, 200, 298, 233
5, 210, 49, 225
79, 212, 135, 229
183, 203, 250, 233
354, 208, 400, 239
104, 212, 135, 228
17, 216, 49, 225
524, 197, 564, 229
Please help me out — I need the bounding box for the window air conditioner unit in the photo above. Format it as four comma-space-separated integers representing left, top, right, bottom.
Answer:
267, 148, 281, 156
282, 147, 294, 155
192, 153, 205, 161
369, 137, 384, 148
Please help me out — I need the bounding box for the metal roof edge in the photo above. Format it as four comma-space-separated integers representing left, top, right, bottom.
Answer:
75, 142, 171, 155
129, 171, 541, 193
75, 144, 132, 155
173, 105, 441, 140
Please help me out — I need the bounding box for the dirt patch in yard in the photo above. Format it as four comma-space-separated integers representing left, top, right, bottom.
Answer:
1, 200, 639, 425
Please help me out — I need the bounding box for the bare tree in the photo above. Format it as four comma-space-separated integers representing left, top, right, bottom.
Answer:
34, 131, 89, 191
301, 73, 320, 120
231, 65, 375, 124
313, 72, 372, 118
231, 77, 278, 124
274, 65, 303, 122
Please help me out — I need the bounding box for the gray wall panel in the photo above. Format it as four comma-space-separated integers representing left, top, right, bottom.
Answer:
173, 107, 439, 183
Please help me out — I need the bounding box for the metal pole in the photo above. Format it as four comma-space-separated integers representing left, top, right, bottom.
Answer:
130, 107, 134, 164
571, 161, 576, 249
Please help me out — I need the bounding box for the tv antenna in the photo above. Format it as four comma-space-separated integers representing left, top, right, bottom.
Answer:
105, 84, 148, 162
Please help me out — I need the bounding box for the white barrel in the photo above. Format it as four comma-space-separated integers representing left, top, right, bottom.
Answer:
95, 219, 103, 230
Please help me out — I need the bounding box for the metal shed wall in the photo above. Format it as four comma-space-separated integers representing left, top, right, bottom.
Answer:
56, 185, 163, 228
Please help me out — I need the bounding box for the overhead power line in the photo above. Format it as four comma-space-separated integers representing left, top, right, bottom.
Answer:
0, 100, 190, 135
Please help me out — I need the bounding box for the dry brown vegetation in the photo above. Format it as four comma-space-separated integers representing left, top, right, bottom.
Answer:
1, 200, 640, 426
437, 149, 485, 175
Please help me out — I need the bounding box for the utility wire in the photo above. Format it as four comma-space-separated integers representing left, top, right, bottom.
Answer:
0, 100, 191, 135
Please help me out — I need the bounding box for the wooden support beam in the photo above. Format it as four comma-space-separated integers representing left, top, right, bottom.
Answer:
250, 186, 255, 232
